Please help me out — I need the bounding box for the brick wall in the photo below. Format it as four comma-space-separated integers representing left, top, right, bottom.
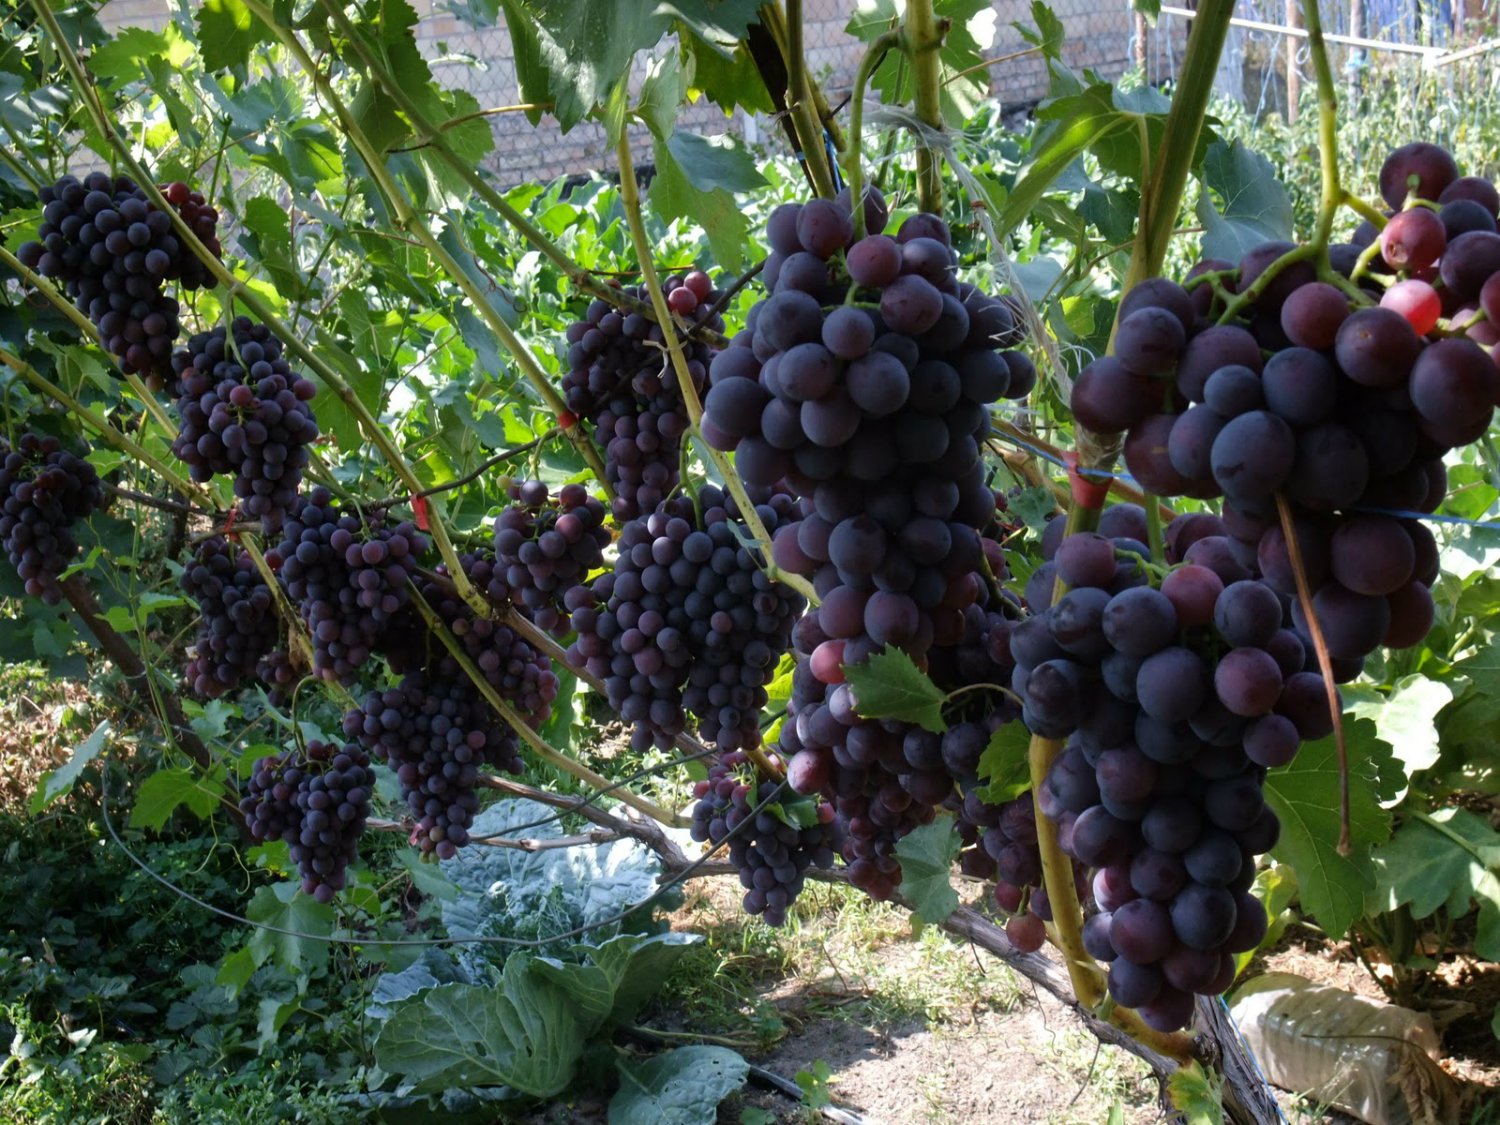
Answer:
97, 0, 1156, 185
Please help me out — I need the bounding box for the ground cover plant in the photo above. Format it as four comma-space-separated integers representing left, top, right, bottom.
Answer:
1, 0, 1498, 1121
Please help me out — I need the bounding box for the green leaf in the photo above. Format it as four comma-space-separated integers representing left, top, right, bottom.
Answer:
976, 722, 1031, 804
1195, 139, 1295, 260
1263, 719, 1393, 941
501, 0, 671, 130
246, 882, 335, 975
1015, 0, 1066, 57
655, 0, 762, 50
256, 996, 299, 1050
216, 945, 260, 995
31, 720, 110, 813
1009, 486, 1056, 533
649, 134, 748, 272
91, 26, 192, 88
587, 932, 702, 1027
1344, 674, 1452, 783
637, 53, 687, 141
845, 646, 948, 733
1372, 808, 1500, 960
1134, 0, 1162, 23
1166, 1061, 1224, 1124
129, 767, 225, 830
896, 816, 961, 923
999, 109, 1129, 238
608, 1045, 749, 1125
197, 0, 269, 73
664, 130, 768, 194
374, 957, 585, 1096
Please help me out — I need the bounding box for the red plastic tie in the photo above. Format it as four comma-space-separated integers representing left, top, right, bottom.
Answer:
222, 508, 239, 539
412, 494, 431, 531
557, 410, 579, 430
1064, 451, 1111, 511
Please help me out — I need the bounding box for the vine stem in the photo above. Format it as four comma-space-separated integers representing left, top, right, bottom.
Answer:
904, 0, 945, 214
1304, 0, 1343, 259
242, 0, 611, 515
762, 2, 837, 199
612, 125, 820, 609
0, 346, 208, 501
310, 1, 692, 343
407, 584, 688, 828
28, 0, 488, 622
843, 29, 904, 239
1275, 492, 1351, 853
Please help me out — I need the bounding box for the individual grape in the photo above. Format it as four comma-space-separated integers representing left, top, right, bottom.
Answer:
1054, 532, 1118, 589
1379, 142, 1459, 208
0, 433, 108, 604
1439, 174, 1500, 213
1239, 241, 1316, 311
1114, 307, 1187, 376
1380, 279, 1442, 335
1070, 357, 1156, 433
1260, 347, 1338, 427
1167, 406, 1228, 482
1213, 647, 1283, 717
1408, 338, 1497, 431
1212, 580, 1283, 649
1202, 365, 1264, 417
1171, 883, 1238, 950
1292, 582, 1392, 660
1287, 423, 1370, 512
1125, 413, 1203, 498
1101, 586, 1178, 656
1329, 514, 1416, 597
1108, 958, 1164, 1008
1384, 581, 1436, 647
1110, 898, 1175, 963
1279, 281, 1350, 349
1209, 411, 1295, 502
1243, 713, 1300, 768
1438, 230, 1500, 300
1160, 565, 1223, 629
1118, 278, 1195, 334
1379, 207, 1447, 272
1334, 307, 1421, 388
239, 739, 373, 902
1440, 198, 1497, 238
880, 275, 944, 335
1136, 647, 1209, 723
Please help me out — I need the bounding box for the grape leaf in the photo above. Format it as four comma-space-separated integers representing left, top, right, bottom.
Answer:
844, 646, 948, 733
30, 720, 110, 813
196, 0, 269, 73
976, 722, 1032, 804
608, 1045, 749, 1125
1166, 1061, 1224, 1125
896, 816, 961, 923
1371, 808, 1500, 960
1196, 139, 1295, 260
665, 131, 767, 195
1344, 674, 1452, 786
1263, 719, 1393, 941
649, 133, 751, 272
129, 766, 225, 829
245, 882, 334, 975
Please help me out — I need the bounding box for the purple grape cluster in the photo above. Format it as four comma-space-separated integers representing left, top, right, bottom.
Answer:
703, 194, 1032, 668
15, 174, 220, 379
344, 673, 524, 860
170, 318, 319, 533
560, 272, 720, 521
0, 433, 107, 604
690, 750, 839, 926
240, 739, 373, 903
569, 485, 804, 753
269, 488, 429, 683
256, 649, 298, 704
1014, 505, 1337, 1031
494, 479, 610, 636
180, 534, 278, 698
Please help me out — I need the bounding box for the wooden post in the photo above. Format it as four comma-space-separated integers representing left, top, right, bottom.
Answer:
1348, 0, 1365, 82
1286, 0, 1303, 121
1135, 9, 1148, 74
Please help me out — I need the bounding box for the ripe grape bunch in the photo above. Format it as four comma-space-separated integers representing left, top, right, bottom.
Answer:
180, 534, 279, 698
560, 272, 721, 521
1072, 141, 1494, 674
239, 739, 374, 903
170, 317, 320, 533
270, 488, 429, 683
16, 173, 221, 378
494, 479, 611, 636
1018, 508, 1334, 1031
0, 433, 107, 604
689, 750, 838, 926
570, 484, 804, 753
